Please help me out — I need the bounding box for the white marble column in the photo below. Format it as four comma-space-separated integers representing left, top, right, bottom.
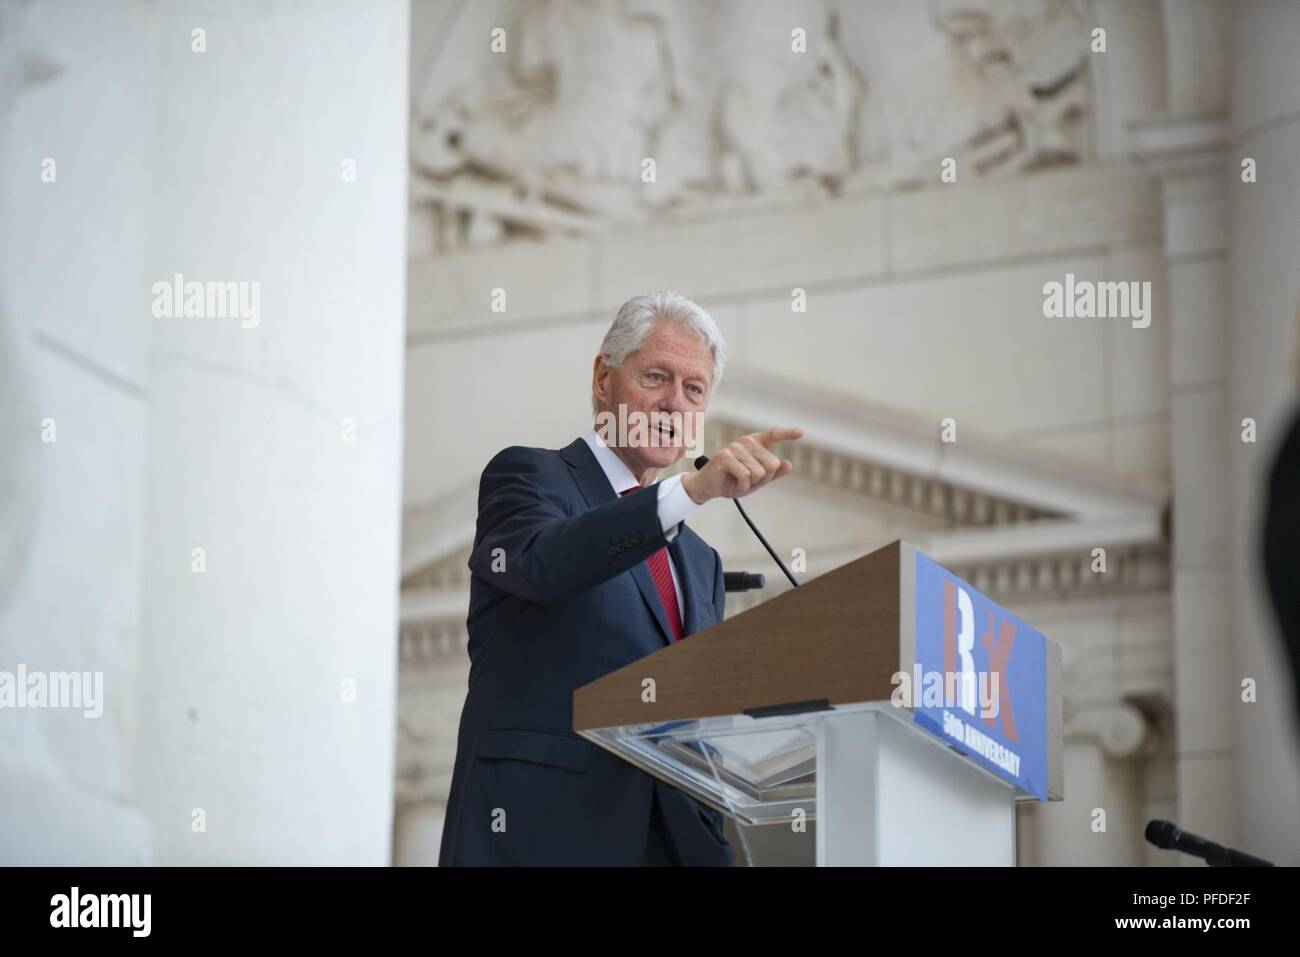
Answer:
1131, 114, 1237, 855
1225, 0, 1300, 866
0, 0, 156, 865
1017, 703, 1149, 865
1, 0, 409, 865
133, 0, 409, 865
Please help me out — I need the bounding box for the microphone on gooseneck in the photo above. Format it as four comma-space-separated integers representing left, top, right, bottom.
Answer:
1144, 820, 1273, 867
694, 455, 799, 589
723, 571, 766, 593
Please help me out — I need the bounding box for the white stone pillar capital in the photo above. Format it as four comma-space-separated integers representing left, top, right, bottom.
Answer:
1066, 701, 1151, 759
1130, 113, 1230, 260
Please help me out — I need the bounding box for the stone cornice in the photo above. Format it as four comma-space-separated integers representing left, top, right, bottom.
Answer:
1129, 112, 1230, 179
709, 367, 1165, 518
400, 542, 1170, 666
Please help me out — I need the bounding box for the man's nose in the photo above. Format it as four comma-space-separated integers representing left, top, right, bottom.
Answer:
658, 382, 688, 412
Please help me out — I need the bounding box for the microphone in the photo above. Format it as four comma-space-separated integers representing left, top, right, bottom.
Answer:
694, 455, 799, 589
1144, 820, 1273, 867
723, 571, 766, 593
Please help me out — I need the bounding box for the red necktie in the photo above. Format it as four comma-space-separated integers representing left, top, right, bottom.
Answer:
620, 487, 684, 642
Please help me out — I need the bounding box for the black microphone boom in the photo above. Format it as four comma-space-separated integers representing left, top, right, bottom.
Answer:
1144, 819, 1273, 867
694, 455, 799, 589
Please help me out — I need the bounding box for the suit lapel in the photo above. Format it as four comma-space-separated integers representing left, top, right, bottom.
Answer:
561, 438, 615, 510
561, 438, 675, 647
630, 559, 675, 648
668, 533, 706, 637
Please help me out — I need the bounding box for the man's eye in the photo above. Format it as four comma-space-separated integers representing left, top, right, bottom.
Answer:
647, 373, 664, 383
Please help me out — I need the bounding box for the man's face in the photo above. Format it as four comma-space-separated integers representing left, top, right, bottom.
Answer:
592, 320, 713, 477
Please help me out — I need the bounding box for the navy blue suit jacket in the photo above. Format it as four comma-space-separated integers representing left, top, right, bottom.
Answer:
437, 437, 735, 866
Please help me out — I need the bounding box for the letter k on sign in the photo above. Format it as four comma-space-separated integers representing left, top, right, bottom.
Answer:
982, 610, 1019, 742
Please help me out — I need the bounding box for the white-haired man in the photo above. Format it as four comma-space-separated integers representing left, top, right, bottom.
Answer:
439, 291, 803, 866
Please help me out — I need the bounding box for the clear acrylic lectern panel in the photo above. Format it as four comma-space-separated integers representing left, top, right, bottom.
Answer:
582, 701, 1020, 866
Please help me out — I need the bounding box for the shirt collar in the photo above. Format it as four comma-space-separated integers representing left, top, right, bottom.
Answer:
582, 428, 641, 495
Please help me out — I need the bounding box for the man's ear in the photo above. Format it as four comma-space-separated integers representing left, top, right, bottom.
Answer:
592, 354, 609, 406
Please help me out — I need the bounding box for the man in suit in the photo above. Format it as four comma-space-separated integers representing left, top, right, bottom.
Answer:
438, 291, 803, 866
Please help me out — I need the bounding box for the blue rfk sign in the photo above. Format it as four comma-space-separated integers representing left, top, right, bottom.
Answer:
912, 552, 1049, 799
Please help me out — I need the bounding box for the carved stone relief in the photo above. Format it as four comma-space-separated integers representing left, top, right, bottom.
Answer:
410, 0, 1092, 248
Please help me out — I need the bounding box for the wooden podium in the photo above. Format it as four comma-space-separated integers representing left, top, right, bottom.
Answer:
573, 540, 1063, 866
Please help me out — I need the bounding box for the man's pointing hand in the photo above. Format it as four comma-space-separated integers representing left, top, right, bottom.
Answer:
681, 427, 804, 504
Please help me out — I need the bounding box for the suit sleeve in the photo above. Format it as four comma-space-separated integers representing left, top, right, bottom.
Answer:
712, 547, 725, 621
469, 446, 673, 605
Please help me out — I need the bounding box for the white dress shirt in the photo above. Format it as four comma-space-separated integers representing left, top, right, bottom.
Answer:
582, 429, 702, 623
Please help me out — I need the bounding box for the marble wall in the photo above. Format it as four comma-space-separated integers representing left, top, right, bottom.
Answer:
0, 0, 410, 864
